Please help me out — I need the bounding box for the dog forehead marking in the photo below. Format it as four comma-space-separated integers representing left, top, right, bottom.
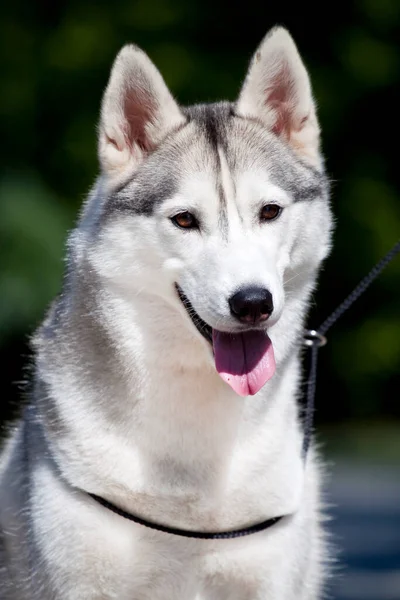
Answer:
102, 103, 326, 224
217, 145, 242, 237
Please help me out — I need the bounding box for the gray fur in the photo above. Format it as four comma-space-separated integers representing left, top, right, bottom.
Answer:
101, 102, 327, 227
0, 27, 333, 599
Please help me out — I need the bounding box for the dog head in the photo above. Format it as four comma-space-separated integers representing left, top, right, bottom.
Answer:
83, 27, 332, 396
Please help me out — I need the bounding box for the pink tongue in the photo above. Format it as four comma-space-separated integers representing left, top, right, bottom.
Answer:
212, 330, 275, 397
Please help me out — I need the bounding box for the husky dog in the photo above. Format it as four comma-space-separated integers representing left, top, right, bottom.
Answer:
0, 26, 332, 599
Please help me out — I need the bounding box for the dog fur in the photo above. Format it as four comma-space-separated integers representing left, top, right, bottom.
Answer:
0, 26, 333, 599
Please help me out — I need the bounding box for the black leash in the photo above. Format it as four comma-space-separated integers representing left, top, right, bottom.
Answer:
302, 238, 400, 457
88, 239, 400, 538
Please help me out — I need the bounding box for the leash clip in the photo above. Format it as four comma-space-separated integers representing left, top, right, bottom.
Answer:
303, 329, 327, 348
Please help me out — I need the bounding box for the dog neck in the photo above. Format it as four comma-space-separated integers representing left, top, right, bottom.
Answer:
33, 268, 307, 524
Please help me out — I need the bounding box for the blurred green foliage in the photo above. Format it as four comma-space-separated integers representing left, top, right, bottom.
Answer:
0, 0, 399, 426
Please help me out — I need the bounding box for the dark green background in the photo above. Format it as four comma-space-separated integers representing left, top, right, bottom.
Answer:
1, 0, 399, 453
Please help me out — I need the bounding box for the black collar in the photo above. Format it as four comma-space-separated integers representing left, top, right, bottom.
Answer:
88, 492, 284, 539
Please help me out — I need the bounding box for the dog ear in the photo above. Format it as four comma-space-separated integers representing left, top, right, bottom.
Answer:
99, 45, 185, 177
236, 27, 321, 168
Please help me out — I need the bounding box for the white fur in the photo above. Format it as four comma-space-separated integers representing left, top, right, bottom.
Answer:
0, 26, 333, 599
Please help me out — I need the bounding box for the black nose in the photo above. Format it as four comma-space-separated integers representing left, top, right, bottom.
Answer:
229, 287, 273, 325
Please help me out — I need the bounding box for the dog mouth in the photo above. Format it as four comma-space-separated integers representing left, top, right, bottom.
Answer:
175, 284, 213, 344
175, 284, 276, 397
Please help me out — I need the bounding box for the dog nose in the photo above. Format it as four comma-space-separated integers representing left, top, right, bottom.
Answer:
229, 287, 273, 324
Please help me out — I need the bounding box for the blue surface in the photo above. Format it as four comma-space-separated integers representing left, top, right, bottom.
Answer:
326, 464, 400, 600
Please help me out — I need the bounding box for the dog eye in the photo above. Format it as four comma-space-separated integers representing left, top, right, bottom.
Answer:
260, 204, 282, 222
171, 211, 199, 230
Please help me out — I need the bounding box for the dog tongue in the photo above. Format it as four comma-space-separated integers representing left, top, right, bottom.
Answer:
212, 330, 275, 397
